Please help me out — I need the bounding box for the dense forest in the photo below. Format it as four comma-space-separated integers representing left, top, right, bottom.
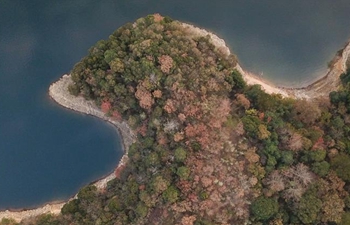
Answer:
5, 14, 350, 224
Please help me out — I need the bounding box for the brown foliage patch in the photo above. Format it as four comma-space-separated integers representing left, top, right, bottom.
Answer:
136, 120, 148, 137
245, 148, 260, 163
135, 83, 154, 110
153, 13, 164, 22
157, 132, 168, 145
174, 132, 185, 142
101, 101, 111, 113
153, 89, 162, 98
235, 94, 250, 109
115, 164, 126, 179
164, 99, 176, 113
288, 132, 304, 151
112, 110, 122, 121
178, 113, 186, 122
181, 215, 196, 225
158, 55, 174, 73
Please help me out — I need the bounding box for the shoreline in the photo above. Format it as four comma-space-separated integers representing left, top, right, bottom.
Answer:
240, 40, 350, 99
284, 40, 350, 99
235, 40, 350, 99
1, 21, 349, 223
182, 23, 290, 98
0, 75, 136, 222
47, 74, 135, 192
183, 22, 350, 99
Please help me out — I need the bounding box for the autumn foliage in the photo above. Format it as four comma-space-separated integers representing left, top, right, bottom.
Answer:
55, 14, 350, 225
158, 55, 174, 74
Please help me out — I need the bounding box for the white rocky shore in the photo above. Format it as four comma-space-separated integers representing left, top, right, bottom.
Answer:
0, 75, 136, 222
287, 40, 350, 99
182, 23, 291, 97
48, 74, 136, 154
1, 21, 349, 223
48, 74, 135, 190
183, 22, 350, 99
49, 74, 136, 188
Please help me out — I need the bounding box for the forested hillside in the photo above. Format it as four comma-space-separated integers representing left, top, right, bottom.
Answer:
9, 14, 350, 225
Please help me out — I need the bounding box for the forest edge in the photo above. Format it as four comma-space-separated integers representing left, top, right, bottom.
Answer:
0, 21, 349, 222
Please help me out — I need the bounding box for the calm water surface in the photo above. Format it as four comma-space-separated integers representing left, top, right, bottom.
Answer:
1, 0, 350, 209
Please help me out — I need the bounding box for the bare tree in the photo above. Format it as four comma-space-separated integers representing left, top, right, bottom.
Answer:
291, 163, 315, 186
283, 184, 304, 201
266, 170, 285, 192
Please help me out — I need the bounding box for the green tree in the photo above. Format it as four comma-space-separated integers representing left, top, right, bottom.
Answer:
244, 85, 265, 107
295, 190, 322, 224
242, 115, 260, 138
152, 175, 169, 194
341, 212, 350, 225
77, 185, 97, 202
174, 147, 187, 162
162, 185, 179, 203
331, 153, 350, 181
34, 214, 61, 225
109, 58, 125, 73
146, 151, 160, 166
135, 202, 148, 218
303, 149, 326, 162
68, 84, 80, 96
0, 218, 17, 225
61, 199, 81, 215
108, 197, 125, 212
104, 49, 118, 63
311, 161, 330, 177
251, 196, 278, 221
279, 150, 294, 166
225, 69, 246, 93
332, 115, 345, 129
176, 166, 190, 180
142, 137, 155, 149
340, 69, 350, 84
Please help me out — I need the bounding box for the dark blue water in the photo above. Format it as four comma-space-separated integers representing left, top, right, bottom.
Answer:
1, 0, 350, 209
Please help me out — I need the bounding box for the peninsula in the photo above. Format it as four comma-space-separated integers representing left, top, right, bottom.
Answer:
2, 14, 350, 225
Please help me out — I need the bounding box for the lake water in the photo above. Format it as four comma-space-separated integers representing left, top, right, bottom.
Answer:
1, 0, 350, 209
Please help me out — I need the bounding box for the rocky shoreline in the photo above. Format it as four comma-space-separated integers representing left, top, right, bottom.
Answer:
48, 74, 136, 191
48, 74, 136, 156
0, 75, 136, 222
284, 40, 350, 99
183, 22, 350, 99
182, 23, 291, 98
1, 21, 349, 223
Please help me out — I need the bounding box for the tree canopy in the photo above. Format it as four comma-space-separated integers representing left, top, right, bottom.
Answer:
18, 14, 350, 225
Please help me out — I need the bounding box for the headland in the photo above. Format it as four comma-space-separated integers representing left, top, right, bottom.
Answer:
1, 21, 349, 223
